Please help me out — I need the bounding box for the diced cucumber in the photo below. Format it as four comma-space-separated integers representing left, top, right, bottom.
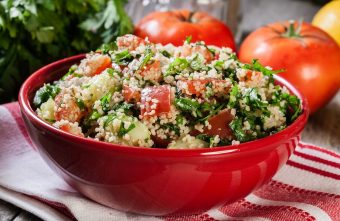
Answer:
168, 135, 208, 149
128, 121, 151, 142
101, 113, 151, 146
37, 98, 55, 122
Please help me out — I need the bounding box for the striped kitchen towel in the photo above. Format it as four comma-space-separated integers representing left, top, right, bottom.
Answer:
0, 102, 339, 221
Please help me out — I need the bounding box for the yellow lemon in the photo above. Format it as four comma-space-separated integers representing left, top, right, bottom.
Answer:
312, 0, 340, 45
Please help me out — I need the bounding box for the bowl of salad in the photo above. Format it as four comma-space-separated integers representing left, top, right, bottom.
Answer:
19, 34, 308, 215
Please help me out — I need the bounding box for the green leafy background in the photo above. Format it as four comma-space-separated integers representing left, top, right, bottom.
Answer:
0, 0, 133, 103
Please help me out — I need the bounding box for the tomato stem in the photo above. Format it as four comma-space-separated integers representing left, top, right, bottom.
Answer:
282, 20, 302, 38
187, 11, 196, 23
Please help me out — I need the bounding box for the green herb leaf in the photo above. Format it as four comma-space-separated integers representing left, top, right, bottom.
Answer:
104, 114, 116, 128
89, 110, 101, 121
161, 123, 180, 136
244, 88, 269, 115
161, 50, 171, 58
228, 85, 240, 108
62, 65, 78, 80
0, 0, 132, 104
243, 59, 284, 77
189, 54, 206, 71
174, 98, 201, 117
229, 118, 249, 142
76, 98, 85, 110
214, 61, 224, 70
165, 58, 189, 76
33, 84, 60, 107
111, 102, 134, 114
98, 42, 117, 54
185, 36, 192, 44
286, 93, 301, 122
100, 92, 112, 112
114, 49, 133, 65
138, 46, 154, 69
196, 134, 211, 143
118, 122, 136, 137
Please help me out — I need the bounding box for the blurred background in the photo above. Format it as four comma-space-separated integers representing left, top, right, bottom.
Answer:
0, 0, 329, 104
126, 0, 322, 43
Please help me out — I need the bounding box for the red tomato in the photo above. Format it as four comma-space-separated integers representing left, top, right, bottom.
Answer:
123, 85, 141, 103
239, 21, 340, 114
140, 85, 172, 117
135, 9, 236, 51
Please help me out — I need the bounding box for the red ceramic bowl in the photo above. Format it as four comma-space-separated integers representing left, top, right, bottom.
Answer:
19, 55, 308, 216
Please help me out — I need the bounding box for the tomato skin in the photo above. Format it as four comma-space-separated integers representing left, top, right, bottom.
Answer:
190, 109, 234, 139
59, 124, 84, 137
123, 85, 141, 103
135, 10, 236, 51
239, 21, 340, 114
177, 79, 231, 96
205, 109, 234, 139
54, 91, 83, 123
140, 85, 172, 117
178, 79, 209, 96
93, 56, 112, 76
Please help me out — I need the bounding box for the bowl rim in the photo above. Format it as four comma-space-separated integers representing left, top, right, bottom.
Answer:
18, 54, 309, 157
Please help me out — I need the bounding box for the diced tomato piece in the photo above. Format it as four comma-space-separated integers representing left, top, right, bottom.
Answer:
117, 34, 146, 51
191, 109, 234, 140
141, 85, 172, 117
59, 124, 84, 137
138, 60, 162, 82
93, 56, 112, 76
240, 70, 262, 82
177, 44, 213, 63
54, 92, 83, 123
177, 79, 231, 96
123, 85, 141, 103
205, 109, 234, 139
177, 79, 209, 96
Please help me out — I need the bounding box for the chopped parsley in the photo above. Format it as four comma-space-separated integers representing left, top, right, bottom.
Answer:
61, 65, 78, 80
118, 122, 136, 137
114, 50, 133, 65
161, 50, 171, 58
243, 59, 284, 77
185, 36, 192, 44
165, 58, 189, 76
138, 46, 154, 70
33, 84, 61, 108
174, 97, 201, 117
98, 42, 118, 54
100, 92, 112, 112
76, 98, 85, 111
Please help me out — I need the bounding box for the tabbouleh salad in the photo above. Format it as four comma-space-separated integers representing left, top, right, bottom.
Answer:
33, 34, 301, 149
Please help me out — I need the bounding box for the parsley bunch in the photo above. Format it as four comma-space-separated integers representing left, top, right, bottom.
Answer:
0, 0, 133, 103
